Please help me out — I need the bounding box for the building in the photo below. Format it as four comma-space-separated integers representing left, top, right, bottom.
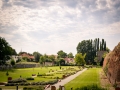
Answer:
19, 52, 35, 61
97, 51, 107, 62
64, 57, 75, 64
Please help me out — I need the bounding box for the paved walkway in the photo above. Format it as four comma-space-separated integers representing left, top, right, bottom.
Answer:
46, 68, 87, 90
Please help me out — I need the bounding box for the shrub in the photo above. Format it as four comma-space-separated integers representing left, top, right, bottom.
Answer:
24, 82, 30, 86
41, 82, 47, 85
32, 74, 36, 76
46, 73, 54, 76
47, 79, 58, 85
20, 82, 25, 86
26, 77, 34, 80
5, 83, 15, 86
31, 82, 36, 85
37, 74, 46, 76
8, 78, 26, 83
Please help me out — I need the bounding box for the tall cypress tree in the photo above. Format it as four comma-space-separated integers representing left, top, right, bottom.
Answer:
101, 39, 104, 50
97, 38, 99, 51
100, 42, 102, 51
104, 41, 106, 51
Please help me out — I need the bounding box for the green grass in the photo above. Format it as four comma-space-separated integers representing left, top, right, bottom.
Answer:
0, 86, 43, 89
65, 68, 101, 90
0, 66, 78, 82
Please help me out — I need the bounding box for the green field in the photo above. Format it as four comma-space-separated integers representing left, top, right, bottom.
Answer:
65, 68, 101, 89
0, 66, 79, 82
0, 66, 81, 89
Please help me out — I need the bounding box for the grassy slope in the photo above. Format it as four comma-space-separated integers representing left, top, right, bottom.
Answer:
65, 68, 101, 89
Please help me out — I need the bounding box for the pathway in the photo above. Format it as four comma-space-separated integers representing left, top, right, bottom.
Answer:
46, 68, 87, 90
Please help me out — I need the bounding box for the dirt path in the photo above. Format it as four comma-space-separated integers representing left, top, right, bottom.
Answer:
100, 70, 114, 90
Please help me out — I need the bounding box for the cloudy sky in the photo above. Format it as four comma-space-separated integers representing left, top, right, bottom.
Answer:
0, 0, 120, 55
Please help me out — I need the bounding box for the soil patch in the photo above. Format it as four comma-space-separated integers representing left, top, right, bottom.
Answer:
100, 70, 114, 90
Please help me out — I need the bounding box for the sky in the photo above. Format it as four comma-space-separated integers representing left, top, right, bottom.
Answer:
0, 0, 120, 55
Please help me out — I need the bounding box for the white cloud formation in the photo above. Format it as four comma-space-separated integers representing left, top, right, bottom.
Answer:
0, 0, 120, 55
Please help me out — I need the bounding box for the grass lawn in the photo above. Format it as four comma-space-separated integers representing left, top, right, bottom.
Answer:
65, 68, 101, 90
0, 86, 43, 89
0, 66, 80, 89
0, 66, 78, 82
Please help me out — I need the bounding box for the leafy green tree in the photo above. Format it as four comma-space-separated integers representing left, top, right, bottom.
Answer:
39, 56, 45, 66
77, 40, 93, 64
59, 58, 65, 66
75, 53, 86, 66
68, 52, 74, 58
106, 47, 110, 52
33, 52, 42, 62
57, 50, 67, 58
10, 59, 15, 66
48, 55, 55, 66
76, 38, 108, 64
0, 37, 17, 65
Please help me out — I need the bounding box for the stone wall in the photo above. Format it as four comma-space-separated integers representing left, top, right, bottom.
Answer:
103, 42, 120, 85
15, 63, 40, 68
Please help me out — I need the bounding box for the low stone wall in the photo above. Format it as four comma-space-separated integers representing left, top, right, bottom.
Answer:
15, 63, 40, 68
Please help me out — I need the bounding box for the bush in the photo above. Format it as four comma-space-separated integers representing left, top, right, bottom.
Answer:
10, 59, 15, 66
41, 82, 48, 85
26, 77, 34, 80
5, 83, 15, 86
32, 74, 36, 76
37, 74, 46, 76
8, 78, 27, 83
37, 73, 53, 76
31, 82, 36, 85
47, 79, 58, 85
46, 73, 54, 76
24, 82, 30, 86
75, 84, 107, 90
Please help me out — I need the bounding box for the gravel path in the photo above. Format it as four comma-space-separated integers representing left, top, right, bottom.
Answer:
46, 68, 87, 90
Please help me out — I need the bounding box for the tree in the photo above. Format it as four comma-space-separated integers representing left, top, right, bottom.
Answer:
10, 59, 15, 66
57, 50, 67, 58
101, 39, 104, 50
39, 56, 45, 66
68, 52, 74, 58
104, 41, 106, 51
97, 38, 99, 51
77, 40, 93, 64
106, 47, 110, 52
48, 55, 55, 66
33, 52, 42, 62
58, 58, 65, 66
76, 38, 108, 64
0, 37, 17, 65
75, 53, 86, 66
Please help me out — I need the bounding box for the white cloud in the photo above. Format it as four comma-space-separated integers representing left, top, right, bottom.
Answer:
0, 0, 120, 55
